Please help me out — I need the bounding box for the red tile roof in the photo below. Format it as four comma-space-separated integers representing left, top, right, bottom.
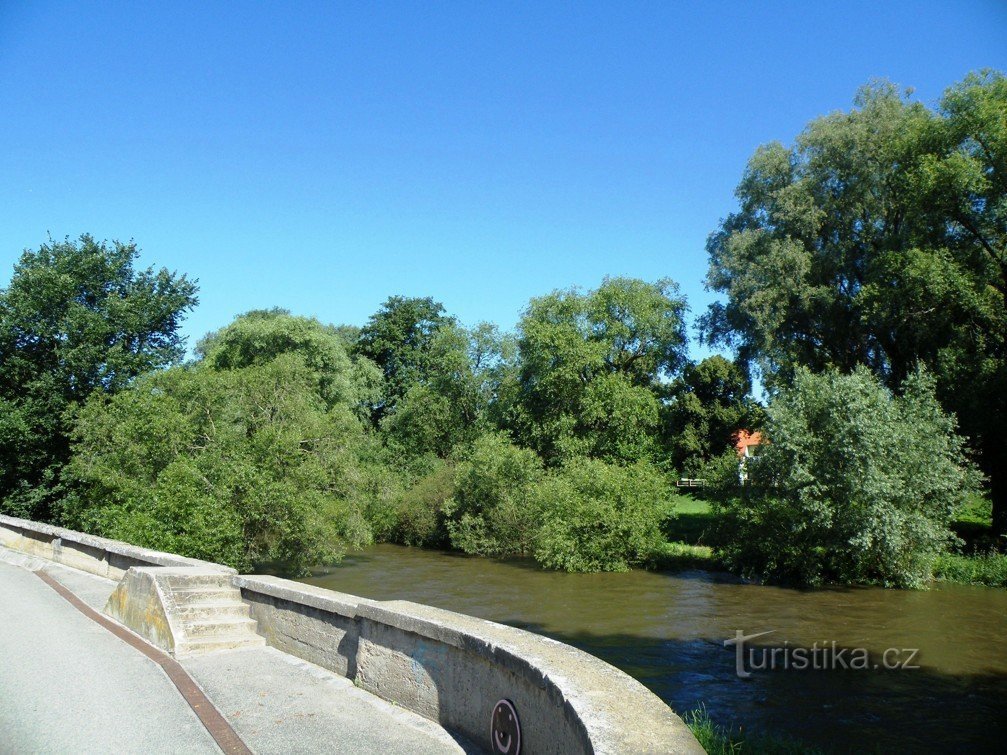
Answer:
734, 429, 763, 457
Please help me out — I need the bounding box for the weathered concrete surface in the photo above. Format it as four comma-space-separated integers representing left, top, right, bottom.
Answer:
0, 559, 220, 754
105, 567, 266, 657
182, 647, 470, 754
3, 547, 120, 611
4, 516, 705, 754
356, 600, 705, 755
239, 575, 704, 754
0, 550, 473, 755
104, 566, 178, 652
235, 574, 370, 677
44, 560, 119, 611
0, 513, 232, 580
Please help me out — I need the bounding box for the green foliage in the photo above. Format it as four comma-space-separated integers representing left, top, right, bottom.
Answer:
197, 308, 382, 415
0, 235, 197, 520
380, 323, 496, 458
66, 340, 375, 574
391, 461, 455, 547
444, 433, 544, 558
513, 276, 687, 465
702, 71, 1007, 533
356, 296, 453, 421
665, 356, 763, 476
533, 458, 671, 572
933, 552, 1007, 587
715, 367, 982, 587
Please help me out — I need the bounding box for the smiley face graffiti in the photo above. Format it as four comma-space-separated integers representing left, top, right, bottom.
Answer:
490, 699, 521, 755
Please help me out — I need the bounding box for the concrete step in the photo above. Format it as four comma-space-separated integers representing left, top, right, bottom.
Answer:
176, 601, 251, 622
182, 616, 259, 639
161, 572, 235, 588
169, 586, 242, 605
178, 633, 266, 657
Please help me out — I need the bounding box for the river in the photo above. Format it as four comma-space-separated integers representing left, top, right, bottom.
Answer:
299, 544, 1007, 753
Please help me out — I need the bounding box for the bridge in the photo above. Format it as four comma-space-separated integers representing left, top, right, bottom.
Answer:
0, 515, 702, 754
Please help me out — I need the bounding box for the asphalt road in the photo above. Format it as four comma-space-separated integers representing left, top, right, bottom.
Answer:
0, 556, 468, 755
0, 559, 220, 754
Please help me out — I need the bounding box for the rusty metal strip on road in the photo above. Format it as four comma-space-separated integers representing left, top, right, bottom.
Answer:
35, 568, 252, 755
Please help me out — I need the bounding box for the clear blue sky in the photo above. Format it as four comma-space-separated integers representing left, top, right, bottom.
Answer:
2, 1, 1005, 359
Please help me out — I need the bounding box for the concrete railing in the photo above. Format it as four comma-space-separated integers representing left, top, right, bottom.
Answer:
236, 577, 702, 753
0, 514, 233, 580
1, 516, 702, 754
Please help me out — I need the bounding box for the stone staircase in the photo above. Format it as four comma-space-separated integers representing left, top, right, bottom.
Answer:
163, 571, 266, 656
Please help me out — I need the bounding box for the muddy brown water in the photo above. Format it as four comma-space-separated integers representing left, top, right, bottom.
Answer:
300, 544, 1007, 753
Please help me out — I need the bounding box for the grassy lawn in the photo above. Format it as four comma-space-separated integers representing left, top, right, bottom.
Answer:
664, 493, 717, 545
648, 494, 720, 570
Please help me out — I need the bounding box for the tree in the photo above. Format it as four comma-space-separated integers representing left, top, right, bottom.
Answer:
702, 72, 1007, 534
196, 309, 381, 416
533, 458, 671, 572
355, 296, 454, 422
66, 353, 373, 575
380, 323, 484, 459
514, 277, 688, 464
444, 432, 544, 558
0, 235, 197, 520
916, 71, 1007, 535
714, 367, 981, 587
664, 356, 763, 476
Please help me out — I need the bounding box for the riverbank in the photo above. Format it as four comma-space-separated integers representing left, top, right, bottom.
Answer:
659, 494, 1007, 588
685, 707, 819, 755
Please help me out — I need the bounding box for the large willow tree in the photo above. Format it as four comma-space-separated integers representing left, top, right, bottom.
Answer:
702, 71, 1007, 533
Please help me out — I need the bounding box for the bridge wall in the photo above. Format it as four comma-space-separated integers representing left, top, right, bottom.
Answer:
1, 516, 702, 754
235, 578, 703, 754
0, 514, 234, 580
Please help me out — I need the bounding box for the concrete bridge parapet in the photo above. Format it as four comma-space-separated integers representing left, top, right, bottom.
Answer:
0, 514, 704, 754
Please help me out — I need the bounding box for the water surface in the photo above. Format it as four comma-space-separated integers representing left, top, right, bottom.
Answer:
301, 544, 1007, 752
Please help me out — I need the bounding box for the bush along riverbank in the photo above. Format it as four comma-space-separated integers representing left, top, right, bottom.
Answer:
656, 494, 1005, 589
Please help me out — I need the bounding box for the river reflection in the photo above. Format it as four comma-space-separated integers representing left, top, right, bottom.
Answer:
300, 544, 1007, 752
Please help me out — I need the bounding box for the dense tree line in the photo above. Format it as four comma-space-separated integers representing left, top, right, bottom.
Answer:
0, 239, 748, 574
1, 70, 1000, 585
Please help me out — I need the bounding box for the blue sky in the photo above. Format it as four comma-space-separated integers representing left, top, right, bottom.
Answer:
2, 1, 1005, 359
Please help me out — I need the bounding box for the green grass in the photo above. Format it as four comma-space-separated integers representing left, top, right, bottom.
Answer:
950, 493, 998, 553
647, 495, 722, 571
646, 540, 717, 570
933, 551, 1007, 587
664, 494, 718, 546
684, 706, 821, 754
936, 493, 1007, 587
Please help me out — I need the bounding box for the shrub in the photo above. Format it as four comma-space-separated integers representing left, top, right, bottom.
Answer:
715, 367, 982, 587
392, 461, 455, 547
66, 355, 372, 575
933, 552, 1007, 587
533, 458, 671, 572
444, 433, 544, 557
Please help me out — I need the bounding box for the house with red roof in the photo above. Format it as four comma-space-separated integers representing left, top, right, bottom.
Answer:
734, 429, 763, 483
